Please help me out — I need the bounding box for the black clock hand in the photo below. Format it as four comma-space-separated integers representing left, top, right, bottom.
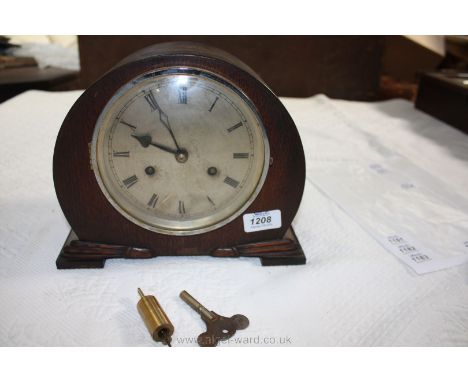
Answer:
160, 115, 181, 152
144, 91, 182, 151
131, 134, 178, 155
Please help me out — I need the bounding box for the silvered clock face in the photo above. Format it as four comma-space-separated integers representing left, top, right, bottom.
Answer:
91, 68, 269, 235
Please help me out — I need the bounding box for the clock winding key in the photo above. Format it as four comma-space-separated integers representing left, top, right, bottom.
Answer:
180, 290, 249, 347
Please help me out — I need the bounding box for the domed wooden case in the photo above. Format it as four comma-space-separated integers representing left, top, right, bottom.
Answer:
53, 42, 306, 268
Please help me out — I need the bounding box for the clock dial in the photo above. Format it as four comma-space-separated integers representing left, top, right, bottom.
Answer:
92, 69, 269, 235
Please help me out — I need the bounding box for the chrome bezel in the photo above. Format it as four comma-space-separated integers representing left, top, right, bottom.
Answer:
91, 67, 270, 236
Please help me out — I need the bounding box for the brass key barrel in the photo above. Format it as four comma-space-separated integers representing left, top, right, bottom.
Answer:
180, 290, 215, 321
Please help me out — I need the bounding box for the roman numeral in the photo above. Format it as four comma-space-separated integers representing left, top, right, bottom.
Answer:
207, 195, 216, 207
178, 200, 186, 215
148, 193, 159, 208
178, 87, 187, 104
122, 175, 138, 188
113, 151, 130, 157
120, 120, 137, 130
144, 90, 160, 111
227, 122, 243, 133
208, 96, 219, 112
233, 153, 249, 159
224, 176, 239, 188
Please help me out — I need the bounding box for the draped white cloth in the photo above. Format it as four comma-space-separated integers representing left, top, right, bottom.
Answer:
1, 90, 467, 346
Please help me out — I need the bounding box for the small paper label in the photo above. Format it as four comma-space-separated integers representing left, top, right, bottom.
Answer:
385, 234, 433, 267
243, 210, 282, 233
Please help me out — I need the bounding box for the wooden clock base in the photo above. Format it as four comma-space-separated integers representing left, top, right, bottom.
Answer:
56, 227, 306, 269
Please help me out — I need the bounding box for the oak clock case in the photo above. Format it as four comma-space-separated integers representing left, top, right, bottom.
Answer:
53, 42, 306, 268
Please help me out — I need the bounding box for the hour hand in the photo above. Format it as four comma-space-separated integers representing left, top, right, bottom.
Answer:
131, 134, 178, 154
132, 134, 151, 148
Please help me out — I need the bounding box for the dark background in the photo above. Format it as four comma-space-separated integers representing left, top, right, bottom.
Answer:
3, 35, 461, 103
75, 35, 452, 101
77, 35, 384, 100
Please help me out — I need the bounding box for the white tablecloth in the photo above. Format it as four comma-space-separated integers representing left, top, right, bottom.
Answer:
1, 90, 467, 346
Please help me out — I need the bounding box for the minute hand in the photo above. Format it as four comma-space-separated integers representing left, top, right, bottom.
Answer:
145, 91, 181, 151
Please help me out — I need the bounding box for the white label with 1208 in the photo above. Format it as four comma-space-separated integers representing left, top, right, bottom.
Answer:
243, 209, 282, 233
